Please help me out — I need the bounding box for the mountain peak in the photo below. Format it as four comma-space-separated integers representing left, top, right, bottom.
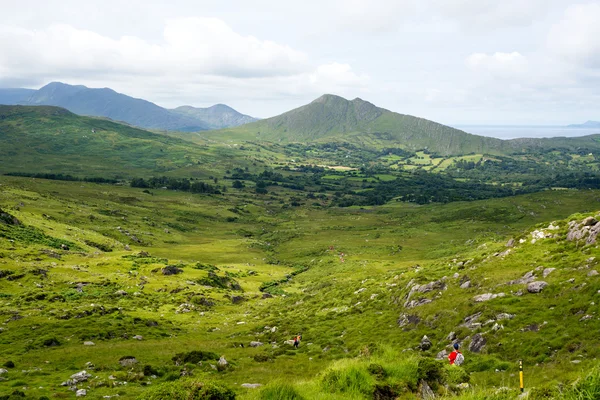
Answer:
311, 94, 349, 104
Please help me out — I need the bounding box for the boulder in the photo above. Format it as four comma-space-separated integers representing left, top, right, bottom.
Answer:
76, 389, 87, 397
420, 380, 435, 400
436, 349, 448, 360
419, 335, 432, 351
83, 341, 95, 346
162, 265, 183, 275
417, 280, 446, 293
0, 368, 7, 375
496, 313, 515, 320
506, 238, 515, 248
527, 281, 548, 293
397, 314, 420, 328
469, 333, 486, 353
241, 383, 262, 389
460, 281, 471, 289
587, 270, 599, 277
115, 290, 128, 296
133, 335, 143, 340
119, 356, 137, 367
583, 217, 598, 226
473, 293, 505, 302
543, 268, 556, 278
70, 370, 92, 383
250, 341, 264, 347
218, 356, 228, 366
446, 331, 457, 341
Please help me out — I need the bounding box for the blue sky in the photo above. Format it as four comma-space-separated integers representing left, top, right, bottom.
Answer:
0, 0, 598, 125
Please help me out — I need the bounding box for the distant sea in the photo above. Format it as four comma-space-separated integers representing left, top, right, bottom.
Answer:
452, 125, 600, 140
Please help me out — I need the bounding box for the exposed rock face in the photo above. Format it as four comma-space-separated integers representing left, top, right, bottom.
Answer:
527, 281, 548, 293
419, 335, 432, 351
473, 293, 505, 302
567, 217, 600, 244
469, 333, 486, 353
420, 380, 435, 399
397, 313, 420, 328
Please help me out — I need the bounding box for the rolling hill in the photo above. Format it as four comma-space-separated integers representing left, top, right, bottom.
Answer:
202, 94, 600, 156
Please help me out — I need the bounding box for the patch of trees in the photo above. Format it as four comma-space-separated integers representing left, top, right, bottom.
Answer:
130, 177, 221, 194
5, 172, 118, 184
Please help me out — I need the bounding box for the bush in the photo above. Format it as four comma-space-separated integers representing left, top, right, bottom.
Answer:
4, 360, 15, 368
259, 382, 304, 400
443, 364, 470, 385
137, 379, 236, 400
417, 358, 445, 388
172, 350, 219, 365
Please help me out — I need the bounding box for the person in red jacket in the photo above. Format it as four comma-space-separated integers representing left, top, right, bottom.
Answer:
448, 343, 464, 365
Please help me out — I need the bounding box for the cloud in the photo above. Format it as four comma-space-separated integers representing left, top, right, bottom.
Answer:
309, 63, 370, 89
466, 52, 528, 78
547, 3, 600, 68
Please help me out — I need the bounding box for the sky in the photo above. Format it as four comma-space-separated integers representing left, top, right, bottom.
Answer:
0, 0, 599, 125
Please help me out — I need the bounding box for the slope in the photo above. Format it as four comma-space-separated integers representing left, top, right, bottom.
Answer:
0, 105, 220, 177
202, 94, 600, 157
172, 104, 258, 129
19, 82, 208, 132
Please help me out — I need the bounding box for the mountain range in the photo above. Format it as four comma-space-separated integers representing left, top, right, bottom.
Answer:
568, 120, 600, 128
0, 82, 257, 131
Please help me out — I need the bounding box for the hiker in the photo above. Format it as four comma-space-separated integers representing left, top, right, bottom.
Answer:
448, 343, 464, 365
293, 333, 302, 349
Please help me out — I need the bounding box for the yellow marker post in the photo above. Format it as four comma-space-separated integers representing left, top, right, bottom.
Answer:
519, 359, 524, 393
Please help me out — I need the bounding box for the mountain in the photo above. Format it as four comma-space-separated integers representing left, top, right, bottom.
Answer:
0, 105, 218, 177
568, 120, 600, 128
19, 82, 209, 132
206, 94, 600, 156
0, 88, 37, 105
172, 104, 258, 129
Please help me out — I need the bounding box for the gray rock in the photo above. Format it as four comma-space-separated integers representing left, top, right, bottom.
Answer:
76, 389, 87, 397
241, 383, 262, 388
83, 341, 95, 346
506, 238, 515, 248
542, 268, 556, 278
70, 370, 92, 383
473, 293, 505, 302
119, 357, 137, 367
492, 323, 504, 332
218, 356, 228, 366
580, 315, 593, 321
417, 280, 446, 293
397, 314, 420, 328
527, 281, 548, 293
446, 331, 457, 341
469, 333, 486, 353
249, 341, 264, 347
460, 280, 471, 289
115, 290, 128, 296
420, 379, 435, 399
583, 217, 597, 226
133, 335, 143, 340
405, 298, 432, 308
587, 270, 599, 277
0, 368, 7, 375
436, 349, 448, 360
496, 313, 515, 320
419, 335, 432, 351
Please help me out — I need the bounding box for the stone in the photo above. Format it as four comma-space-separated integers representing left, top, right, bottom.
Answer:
262, 293, 273, 299
124, 244, 131, 251
354, 288, 366, 294
446, 331, 457, 341
133, 335, 143, 340
119, 356, 137, 367
527, 281, 548, 293
587, 270, 599, 277
405, 298, 432, 308
241, 383, 262, 388
83, 341, 95, 346
417, 280, 446, 293
492, 323, 504, 332
453, 273, 460, 279
460, 281, 471, 289
115, 290, 127, 296
506, 238, 515, 247
420, 380, 435, 399
70, 370, 92, 383
218, 356, 228, 366
583, 217, 597, 226
76, 389, 87, 397
508, 271, 536, 285
542, 268, 556, 278
436, 349, 448, 360
496, 313, 515, 320
580, 315, 593, 321
469, 333, 486, 353
571, 359, 582, 364
419, 335, 432, 351
0, 368, 7, 375
397, 314, 420, 328
162, 265, 183, 275
473, 293, 505, 302
250, 341, 264, 347
231, 295, 245, 304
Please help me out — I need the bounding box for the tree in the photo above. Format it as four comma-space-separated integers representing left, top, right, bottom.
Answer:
232, 180, 244, 189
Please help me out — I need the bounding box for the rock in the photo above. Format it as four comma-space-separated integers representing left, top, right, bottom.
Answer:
469, 333, 486, 353
354, 288, 366, 294
250, 341, 264, 347
436, 349, 448, 360
83, 341, 95, 346
115, 290, 127, 296
583, 217, 597, 226
405, 298, 432, 308
420, 379, 435, 399
543, 268, 556, 278
587, 270, 599, 277
463, 312, 482, 329
506, 238, 515, 248
133, 335, 143, 340
496, 313, 515, 320
124, 244, 131, 251
397, 314, 420, 328
70, 370, 92, 383
419, 335, 432, 351
460, 281, 471, 289
262, 293, 273, 299
492, 323, 504, 332
119, 356, 137, 367
231, 295, 245, 304
580, 315, 593, 321
0, 209, 21, 226
76, 389, 87, 397
241, 383, 262, 389
60, 243, 70, 250
218, 356, 228, 366
0, 368, 7, 375
571, 359, 582, 364
453, 273, 460, 279
417, 280, 446, 293
446, 331, 457, 341
162, 265, 183, 275
473, 293, 505, 302
508, 271, 536, 285
527, 281, 548, 293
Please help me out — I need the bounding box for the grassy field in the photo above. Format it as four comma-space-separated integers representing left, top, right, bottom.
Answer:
1, 175, 600, 399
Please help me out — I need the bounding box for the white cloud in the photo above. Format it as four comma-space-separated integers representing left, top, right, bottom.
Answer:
547, 3, 600, 68
309, 63, 370, 89
466, 52, 528, 78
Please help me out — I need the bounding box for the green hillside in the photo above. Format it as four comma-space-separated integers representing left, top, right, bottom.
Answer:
200, 94, 600, 157
0, 105, 233, 178
0, 176, 599, 399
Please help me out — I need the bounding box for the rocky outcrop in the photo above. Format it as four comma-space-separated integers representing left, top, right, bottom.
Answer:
567, 216, 600, 244
419, 335, 432, 351
527, 281, 548, 293
469, 333, 486, 353
397, 314, 420, 328
507, 271, 536, 285
473, 293, 505, 302
162, 265, 183, 275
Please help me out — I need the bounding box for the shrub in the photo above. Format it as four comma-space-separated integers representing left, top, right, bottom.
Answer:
259, 382, 304, 400
4, 360, 15, 368
172, 350, 219, 365
417, 358, 445, 388
137, 379, 236, 400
